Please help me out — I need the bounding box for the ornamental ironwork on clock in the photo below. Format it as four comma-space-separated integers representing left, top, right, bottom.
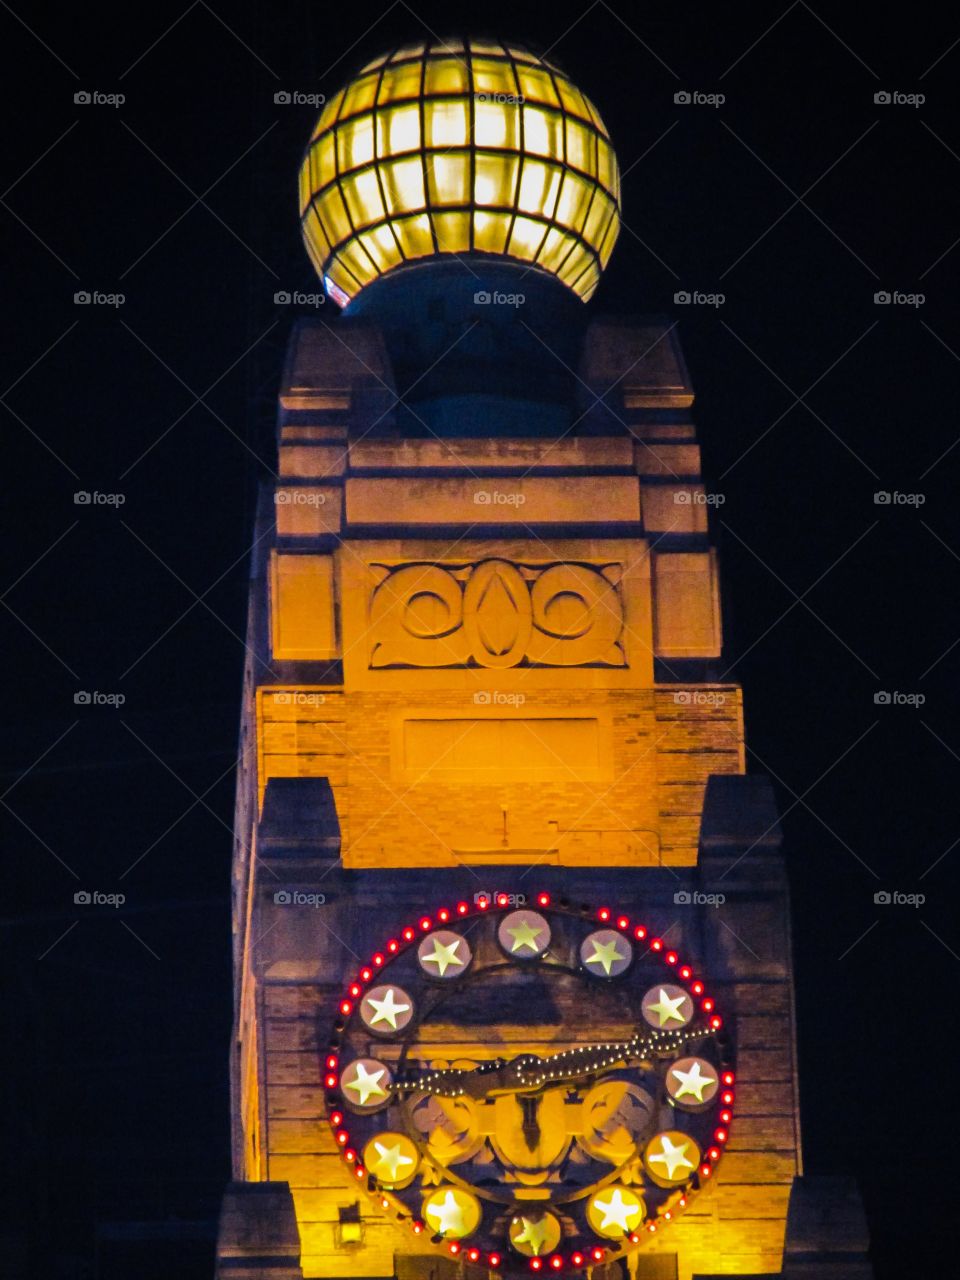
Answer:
325, 896, 734, 1274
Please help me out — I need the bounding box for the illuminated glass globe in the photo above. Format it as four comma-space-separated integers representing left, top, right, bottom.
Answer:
299, 38, 621, 306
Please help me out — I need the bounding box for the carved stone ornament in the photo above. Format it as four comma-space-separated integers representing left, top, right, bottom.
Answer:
368, 558, 626, 670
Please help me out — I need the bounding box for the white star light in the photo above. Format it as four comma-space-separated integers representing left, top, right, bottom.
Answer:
343, 1061, 388, 1106
670, 1060, 716, 1102
584, 937, 625, 976
512, 1216, 551, 1255
646, 988, 688, 1026
648, 1134, 695, 1180
592, 1188, 643, 1233
365, 987, 410, 1030
507, 920, 544, 952
420, 936, 464, 977
372, 1139, 414, 1181
426, 1190, 469, 1236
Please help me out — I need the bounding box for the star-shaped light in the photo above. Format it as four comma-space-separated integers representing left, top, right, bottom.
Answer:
507, 920, 544, 952
420, 936, 464, 977
583, 937, 626, 976
647, 1133, 695, 1180
365, 987, 410, 1030
425, 1190, 470, 1237
371, 1139, 415, 1182
512, 1216, 551, 1256
646, 987, 688, 1027
670, 1060, 716, 1103
343, 1061, 388, 1106
592, 1188, 643, 1234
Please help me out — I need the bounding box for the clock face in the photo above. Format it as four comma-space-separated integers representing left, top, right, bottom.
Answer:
327, 897, 733, 1273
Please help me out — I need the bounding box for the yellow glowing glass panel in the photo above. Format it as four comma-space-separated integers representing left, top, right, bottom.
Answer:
471, 58, 518, 96
377, 103, 421, 155
472, 210, 511, 254
360, 53, 387, 74
381, 157, 426, 215
299, 39, 621, 303
425, 99, 469, 148
432, 211, 471, 254
393, 213, 434, 257
517, 66, 560, 107
474, 151, 518, 206
425, 58, 469, 95
379, 61, 423, 102
523, 105, 562, 158
427, 153, 470, 206
341, 168, 385, 227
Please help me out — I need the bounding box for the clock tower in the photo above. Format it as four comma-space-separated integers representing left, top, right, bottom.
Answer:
217, 38, 873, 1280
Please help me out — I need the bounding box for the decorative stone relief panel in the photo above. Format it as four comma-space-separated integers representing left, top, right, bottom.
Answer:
368, 558, 626, 670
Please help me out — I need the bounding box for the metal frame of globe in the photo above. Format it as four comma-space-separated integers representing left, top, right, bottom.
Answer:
299, 38, 621, 306
323, 896, 735, 1274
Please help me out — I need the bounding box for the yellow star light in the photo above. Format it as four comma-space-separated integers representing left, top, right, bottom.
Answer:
512, 1216, 551, 1256
425, 1190, 470, 1237
507, 920, 544, 952
372, 1139, 415, 1182
420, 936, 464, 977
344, 1061, 388, 1106
584, 937, 625, 976
646, 988, 688, 1027
365, 987, 411, 1030
670, 1060, 716, 1102
647, 1134, 695, 1180
591, 1188, 643, 1234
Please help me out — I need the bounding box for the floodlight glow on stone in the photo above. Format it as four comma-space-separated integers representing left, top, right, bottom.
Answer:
643, 1131, 700, 1187
509, 1212, 561, 1257
580, 928, 632, 978
418, 930, 471, 978
667, 1058, 718, 1107
361, 984, 414, 1033
298, 39, 622, 304
498, 909, 551, 957
341, 1058, 392, 1109
586, 1186, 645, 1238
641, 984, 693, 1030
363, 1132, 420, 1187
422, 1187, 482, 1239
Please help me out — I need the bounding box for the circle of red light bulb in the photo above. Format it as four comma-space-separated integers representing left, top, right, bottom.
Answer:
666, 951, 678, 965
467, 1248, 480, 1262
488, 1253, 501, 1268
372, 953, 384, 966
336, 1131, 348, 1145
387, 939, 399, 952
549, 1255, 563, 1269
349, 984, 361, 997
650, 937, 663, 951
325, 1073, 337, 1088
419, 917, 431, 931
530, 1258, 543, 1271
537, 893, 550, 906
722, 1071, 735, 1085
679, 965, 692, 979
448, 1242, 460, 1255
570, 1254, 584, 1267
497, 894, 509, 906
402, 927, 414, 941
692, 981, 704, 994
457, 902, 469, 915
633, 925, 647, 939
344, 1149, 356, 1163
339, 999, 352, 1015
598, 907, 611, 921
617, 916, 629, 929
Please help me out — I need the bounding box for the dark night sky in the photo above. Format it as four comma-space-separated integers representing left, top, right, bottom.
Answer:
2, 3, 958, 1277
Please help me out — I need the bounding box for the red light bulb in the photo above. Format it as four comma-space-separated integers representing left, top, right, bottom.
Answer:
633, 925, 647, 940
326, 1055, 338, 1070
419, 917, 432, 931
537, 892, 550, 907
650, 937, 663, 951
349, 984, 361, 998
372, 953, 384, 967
387, 939, 399, 952
679, 965, 692, 979
467, 1248, 480, 1262
598, 907, 611, 921
325, 1073, 337, 1089
722, 1071, 735, 1085
692, 981, 704, 995
456, 902, 469, 915
617, 916, 629, 930
488, 1254, 501, 1268
448, 1242, 460, 1255
550, 1255, 563, 1269
330, 1110, 343, 1126
530, 1259, 543, 1271
571, 1254, 584, 1267
438, 908, 450, 922
665, 951, 678, 965
339, 999, 352, 1016
336, 1130, 348, 1146
360, 968, 372, 982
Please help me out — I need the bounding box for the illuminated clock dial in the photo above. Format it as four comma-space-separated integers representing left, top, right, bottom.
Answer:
360, 985, 415, 1036
643, 1131, 701, 1187
580, 928, 633, 978
508, 1211, 562, 1257
497, 909, 551, 959
642, 984, 694, 1030
666, 1057, 719, 1110
586, 1186, 645, 1238
418, 930, 472, 979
